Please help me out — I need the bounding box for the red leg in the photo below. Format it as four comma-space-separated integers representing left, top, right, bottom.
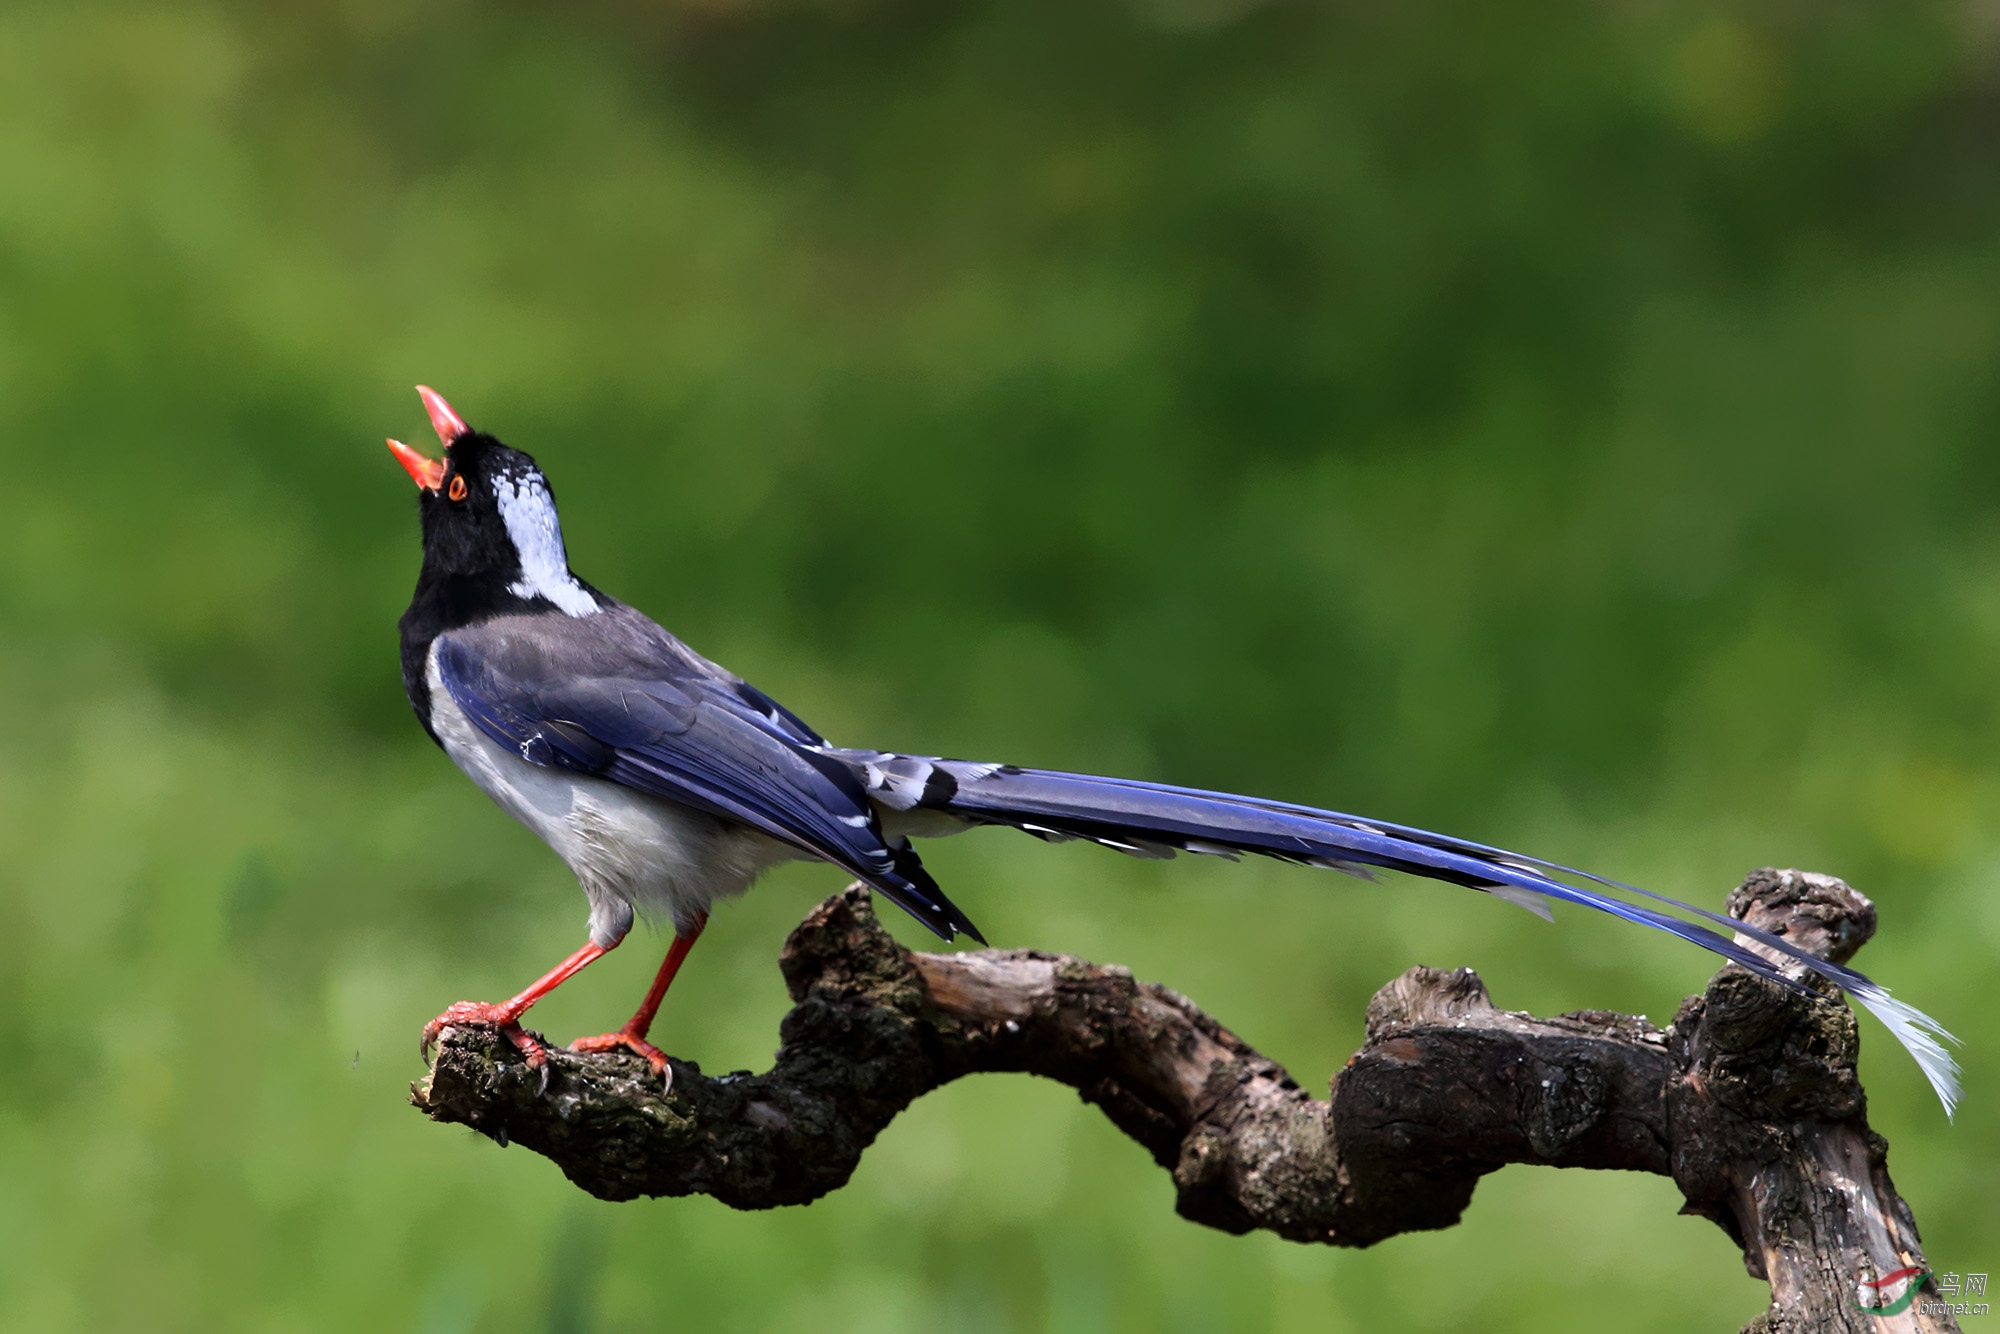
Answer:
570, 914, 707, 1084
421, 939, 610, 1068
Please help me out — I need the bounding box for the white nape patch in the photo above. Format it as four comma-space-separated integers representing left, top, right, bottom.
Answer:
492, 470, 599, 617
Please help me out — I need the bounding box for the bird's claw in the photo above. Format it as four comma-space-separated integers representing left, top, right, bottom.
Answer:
419, 1001, 548, 1071
570, 1030, 673, 1091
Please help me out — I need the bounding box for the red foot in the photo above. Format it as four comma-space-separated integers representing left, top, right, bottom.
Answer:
421, 1001, 548, 1069
570, 1029, 672, 1088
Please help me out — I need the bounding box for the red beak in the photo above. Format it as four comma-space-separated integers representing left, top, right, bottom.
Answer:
417, 384, 469, 446
387, 437, 446, 491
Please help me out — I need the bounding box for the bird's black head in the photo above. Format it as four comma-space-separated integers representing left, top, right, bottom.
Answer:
389, 387, 604, 625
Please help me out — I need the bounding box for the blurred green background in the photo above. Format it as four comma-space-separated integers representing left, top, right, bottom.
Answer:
1, 0, 1996, 1329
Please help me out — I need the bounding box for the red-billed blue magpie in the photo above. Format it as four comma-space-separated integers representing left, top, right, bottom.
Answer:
389, 387, 1959, 1114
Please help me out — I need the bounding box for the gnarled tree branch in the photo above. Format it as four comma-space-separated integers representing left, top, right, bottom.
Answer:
412, 869, 1958, 1333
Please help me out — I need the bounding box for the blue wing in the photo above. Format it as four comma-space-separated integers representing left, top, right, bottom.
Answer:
431, 619, 982, 942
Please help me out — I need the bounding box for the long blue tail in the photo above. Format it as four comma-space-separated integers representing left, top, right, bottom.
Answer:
842, 751, 1961, 1116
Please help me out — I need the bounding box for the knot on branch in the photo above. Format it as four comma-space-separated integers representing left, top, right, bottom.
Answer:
1727, 867, 1877, 966
1659, 873, 1942, 1331
412, 870, 1955, 1333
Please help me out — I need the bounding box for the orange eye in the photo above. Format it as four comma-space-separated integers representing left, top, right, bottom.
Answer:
447, 474, 468, 502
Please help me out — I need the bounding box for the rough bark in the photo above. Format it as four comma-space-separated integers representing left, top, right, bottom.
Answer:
412, 868, 1957, 1332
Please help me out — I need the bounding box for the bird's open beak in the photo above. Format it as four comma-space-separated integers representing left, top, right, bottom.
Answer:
387, 437, 446, 491
417, 384, 468, 446
387, 385, 469, 491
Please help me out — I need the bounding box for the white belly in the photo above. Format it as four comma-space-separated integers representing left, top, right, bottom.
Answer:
425, 647, 801, 945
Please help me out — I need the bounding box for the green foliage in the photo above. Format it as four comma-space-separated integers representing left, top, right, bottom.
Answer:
0, 0, 1994, 1328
